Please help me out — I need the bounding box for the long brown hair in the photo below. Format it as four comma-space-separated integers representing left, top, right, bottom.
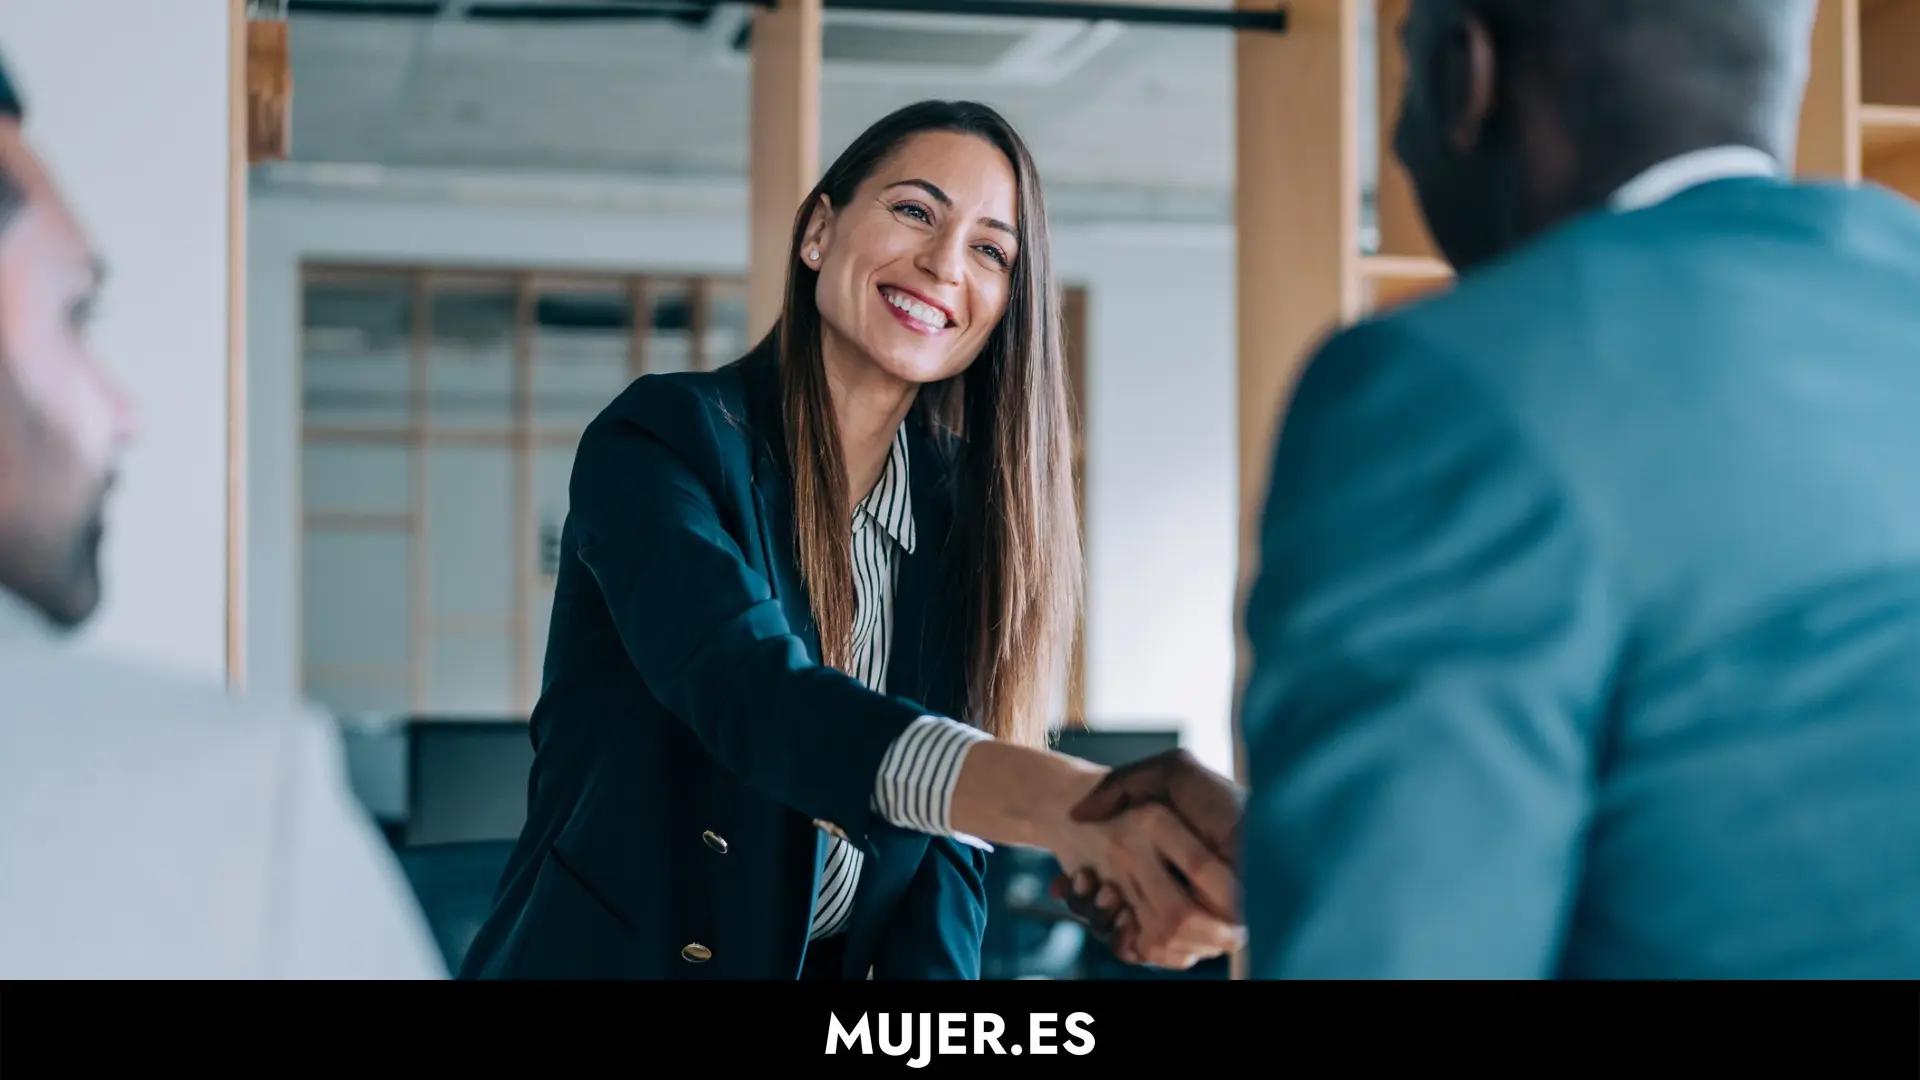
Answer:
771, 100, 1078, 750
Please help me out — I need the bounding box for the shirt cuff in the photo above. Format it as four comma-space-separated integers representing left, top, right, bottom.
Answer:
870, 715, 995, 852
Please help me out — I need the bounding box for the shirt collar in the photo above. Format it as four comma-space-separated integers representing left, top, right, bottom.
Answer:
854, 422, 916, 555
1608, 145, 1782, 213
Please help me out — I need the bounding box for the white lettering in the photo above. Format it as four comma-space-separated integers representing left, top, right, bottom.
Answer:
1064, 1012, 1096, 1056
908, 1013, 932, 1070
878, 1014, 912, 1058
1030, 1012, 1059, 1055
973, 1013, 1008, 1055
825, 1013, 871, 1056
938, 1013, 967, 1056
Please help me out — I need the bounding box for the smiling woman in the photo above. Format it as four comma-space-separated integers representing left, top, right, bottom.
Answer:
778, 102, 1071, 751
460, 100, 1241, 980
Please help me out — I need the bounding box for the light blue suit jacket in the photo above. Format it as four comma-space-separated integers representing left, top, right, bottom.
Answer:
1242, 177, 1920, 977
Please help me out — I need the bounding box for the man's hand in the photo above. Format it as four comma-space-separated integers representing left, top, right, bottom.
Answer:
940, 740, 1244, 969
1041, 799, 1243, 969
1051, 750, 1248, 965
1071, 749, 1246, 862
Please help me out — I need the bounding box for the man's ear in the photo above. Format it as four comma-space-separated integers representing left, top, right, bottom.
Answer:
800, 193, 834, 265
1444, 11, 1499, 155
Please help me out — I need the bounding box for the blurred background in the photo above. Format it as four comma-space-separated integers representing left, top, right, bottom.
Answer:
256, 0, 1260, 979
252, 0, 1254, 775
8, 0, 1907, 977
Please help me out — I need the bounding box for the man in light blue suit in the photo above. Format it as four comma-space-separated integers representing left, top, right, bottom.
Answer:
1236, 0, 1920, 976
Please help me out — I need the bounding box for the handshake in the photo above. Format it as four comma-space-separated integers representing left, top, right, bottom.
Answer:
1045, 750, 1248, 971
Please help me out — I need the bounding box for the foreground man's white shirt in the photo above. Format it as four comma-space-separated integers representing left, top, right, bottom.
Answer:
0, 590, 444, 978
1608, 144, 1781, 212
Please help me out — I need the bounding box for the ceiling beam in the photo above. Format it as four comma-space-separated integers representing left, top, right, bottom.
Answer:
286, 0, 1288, 31
747, 0, 821, 338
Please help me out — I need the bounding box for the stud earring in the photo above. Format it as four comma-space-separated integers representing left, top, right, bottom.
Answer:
808, 249, 820, 262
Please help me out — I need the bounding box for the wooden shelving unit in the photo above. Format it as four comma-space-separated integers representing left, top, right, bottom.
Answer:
1360, 254, 1452, 311
1802, 0, 1920, 196
1860, 104, 1920, 154
1862, 102, 1920, 201
1859, 0, 1920, 197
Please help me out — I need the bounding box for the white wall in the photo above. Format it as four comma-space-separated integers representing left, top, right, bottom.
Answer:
6, 4, 233, 682
1062, 230, 1237, 776
249, 189, 1237, 775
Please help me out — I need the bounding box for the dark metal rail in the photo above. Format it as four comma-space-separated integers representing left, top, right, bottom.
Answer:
285, 0, 1288, 33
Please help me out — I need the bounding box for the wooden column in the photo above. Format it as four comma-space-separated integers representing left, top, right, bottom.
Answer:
690, 277, 712, 372
246, 16, 293, 164
227, 0, 250, 688
511, 275, 536, 715
1063, 285, 1089, 728
408, 273, 432, 713
628, 276, 652, 382
748, 0, 822, 339
1235, 0, 1363, 603
1798, 0, 1863, 180
1861, 0, 1920, 201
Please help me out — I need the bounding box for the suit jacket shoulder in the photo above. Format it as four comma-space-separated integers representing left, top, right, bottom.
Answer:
580, 346, 772, 497
0, 640, 442, 978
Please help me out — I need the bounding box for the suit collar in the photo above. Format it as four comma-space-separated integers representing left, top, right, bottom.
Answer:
738, 340, 819, 664
885, 416, 960, 717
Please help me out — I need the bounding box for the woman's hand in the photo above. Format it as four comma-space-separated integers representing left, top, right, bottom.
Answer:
1041, 803, 1244, 970
1050, 869, 1129, 947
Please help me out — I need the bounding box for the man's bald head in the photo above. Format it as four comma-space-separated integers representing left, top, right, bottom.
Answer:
1393, 0, 1818, 269
1468, 0, 1816, 162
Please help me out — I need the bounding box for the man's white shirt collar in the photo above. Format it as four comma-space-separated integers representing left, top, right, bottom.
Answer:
1608, 145, 1783, 213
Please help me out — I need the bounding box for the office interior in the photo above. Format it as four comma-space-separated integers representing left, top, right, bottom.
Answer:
6, 0, 1915, 978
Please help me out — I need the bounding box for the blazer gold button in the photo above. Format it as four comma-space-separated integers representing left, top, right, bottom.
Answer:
681, 942, 713, 964
702, 830, 729, 854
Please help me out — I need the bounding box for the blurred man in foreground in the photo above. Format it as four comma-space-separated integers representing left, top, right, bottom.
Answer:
1239, 0, 1920, 976
0, 57, 442, 978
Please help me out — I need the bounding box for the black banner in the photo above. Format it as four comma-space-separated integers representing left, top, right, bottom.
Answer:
2, 981, 1916, 1074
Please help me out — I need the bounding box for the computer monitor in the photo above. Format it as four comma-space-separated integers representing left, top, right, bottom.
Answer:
405, 718, 534, 847
1049, 727, 1181, 769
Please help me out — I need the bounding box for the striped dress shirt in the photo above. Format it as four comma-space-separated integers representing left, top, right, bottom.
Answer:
809, 423, 993, 941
